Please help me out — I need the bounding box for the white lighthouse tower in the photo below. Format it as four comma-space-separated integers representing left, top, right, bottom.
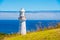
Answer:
19, 8, 26, 35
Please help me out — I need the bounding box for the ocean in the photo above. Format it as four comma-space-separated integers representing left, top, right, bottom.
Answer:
0, 11, 60, 33
0, 20, 60, 33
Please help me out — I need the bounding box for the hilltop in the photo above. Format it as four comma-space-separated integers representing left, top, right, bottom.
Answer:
3, 28, 60, 40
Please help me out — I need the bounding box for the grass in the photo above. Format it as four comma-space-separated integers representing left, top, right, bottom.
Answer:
3, 28, 60, 40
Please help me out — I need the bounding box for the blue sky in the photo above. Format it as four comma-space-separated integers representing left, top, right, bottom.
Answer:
0, 0, 60, 11
0, 0, 60, 20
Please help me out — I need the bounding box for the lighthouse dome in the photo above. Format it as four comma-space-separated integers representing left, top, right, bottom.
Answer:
20, 8, 25, 12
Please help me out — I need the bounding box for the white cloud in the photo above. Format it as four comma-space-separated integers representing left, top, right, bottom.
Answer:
26, 12, 60, 20
0, 12, 60, 20
0, 12, 19, 20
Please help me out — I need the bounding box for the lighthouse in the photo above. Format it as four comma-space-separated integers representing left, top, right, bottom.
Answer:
19, 8, 26, 35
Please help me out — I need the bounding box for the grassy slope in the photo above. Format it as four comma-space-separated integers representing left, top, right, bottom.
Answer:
4, 28, 60, 40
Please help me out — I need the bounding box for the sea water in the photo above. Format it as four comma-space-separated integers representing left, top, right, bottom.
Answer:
0, 20, 60, 33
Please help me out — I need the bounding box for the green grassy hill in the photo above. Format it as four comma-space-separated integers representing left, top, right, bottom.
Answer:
3, 28, 60, 40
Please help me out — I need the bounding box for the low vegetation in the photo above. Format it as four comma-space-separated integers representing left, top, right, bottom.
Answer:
36, 22, 60, 31
4, 28, 60, 40
0, 33, 8, 40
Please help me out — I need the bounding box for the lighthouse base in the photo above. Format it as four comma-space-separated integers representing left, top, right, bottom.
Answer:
20, 21, 26, 35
